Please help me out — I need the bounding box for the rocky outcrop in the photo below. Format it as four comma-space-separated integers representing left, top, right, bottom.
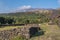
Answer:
0, 24, 40, 40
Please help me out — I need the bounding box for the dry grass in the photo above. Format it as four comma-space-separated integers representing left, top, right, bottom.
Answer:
0, 26, 23, 31
40, 23, 60, 34
0, 23, 60, 40
30, 23, 60, 40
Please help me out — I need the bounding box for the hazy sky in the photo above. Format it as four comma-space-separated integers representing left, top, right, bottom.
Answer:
0, 0, 60, 13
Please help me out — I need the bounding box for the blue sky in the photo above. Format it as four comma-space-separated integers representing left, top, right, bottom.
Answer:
0, 0, 60, 13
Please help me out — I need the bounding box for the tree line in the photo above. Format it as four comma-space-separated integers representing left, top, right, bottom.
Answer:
0, 17, 15, 24
0, 13, 51, 24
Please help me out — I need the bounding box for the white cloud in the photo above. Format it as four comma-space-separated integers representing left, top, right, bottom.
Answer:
0, 4, 32, 13
17, 5, 31, 10
10, 5, 32, 12
0, 0, 32, 13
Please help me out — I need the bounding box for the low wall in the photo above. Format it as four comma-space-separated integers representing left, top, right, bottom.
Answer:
0, 27, 30, 40
0, 24, 25, 26
0, 24, 40, 40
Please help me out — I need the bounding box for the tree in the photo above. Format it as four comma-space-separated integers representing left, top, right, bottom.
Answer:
7, 18, 15, 24
0, 17, 6, 24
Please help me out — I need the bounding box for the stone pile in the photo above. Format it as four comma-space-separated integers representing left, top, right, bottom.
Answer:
0, 28, 30, 40
0, 24, 40, 40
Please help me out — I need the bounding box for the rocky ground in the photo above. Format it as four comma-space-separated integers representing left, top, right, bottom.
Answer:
0, 23, 60, 40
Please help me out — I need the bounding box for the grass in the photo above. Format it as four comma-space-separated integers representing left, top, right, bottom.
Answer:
0, 23, 60, 40
40, 23, 60, 34
0, 26, 23, 31
30, 23, 60, 40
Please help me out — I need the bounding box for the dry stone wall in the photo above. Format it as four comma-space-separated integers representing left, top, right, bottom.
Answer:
0, 24, 40, 40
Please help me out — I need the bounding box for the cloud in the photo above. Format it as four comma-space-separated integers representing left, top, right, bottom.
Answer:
10, 5, 32, 12
0, 4, 32, 13
17, 5, 31, 10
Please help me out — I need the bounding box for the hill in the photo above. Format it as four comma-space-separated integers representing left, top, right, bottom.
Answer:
0, 8, 60, 40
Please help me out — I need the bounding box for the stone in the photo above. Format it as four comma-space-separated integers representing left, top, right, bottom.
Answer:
0, 24, 40, 40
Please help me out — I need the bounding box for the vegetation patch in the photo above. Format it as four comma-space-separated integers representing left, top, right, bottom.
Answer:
0, 26, 23, 31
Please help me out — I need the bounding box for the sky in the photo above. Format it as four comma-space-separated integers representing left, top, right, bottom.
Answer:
0, 0, 60, 13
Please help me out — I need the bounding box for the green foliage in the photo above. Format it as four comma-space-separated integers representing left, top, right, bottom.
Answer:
0, 17, 6, 24
7, 18, 15, 24
0, 17, 15, 24
0, 12, 51, 24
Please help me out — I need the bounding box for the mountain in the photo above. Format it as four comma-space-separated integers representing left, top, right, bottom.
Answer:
12, 8, 56, 13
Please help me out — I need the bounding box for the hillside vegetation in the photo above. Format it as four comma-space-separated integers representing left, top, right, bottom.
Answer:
0, 10, 60, 40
